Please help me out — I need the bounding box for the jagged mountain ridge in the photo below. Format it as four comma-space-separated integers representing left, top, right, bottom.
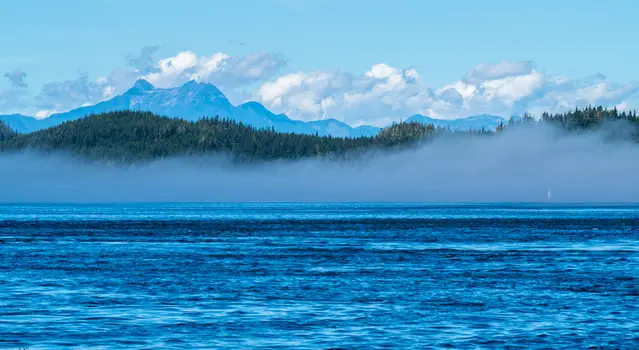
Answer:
0, 80, 504, 136
0, 80, 382, 137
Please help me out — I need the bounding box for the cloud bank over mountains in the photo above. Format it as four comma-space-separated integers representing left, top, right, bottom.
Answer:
2, 47, 639, 126
258, 61, 639, 126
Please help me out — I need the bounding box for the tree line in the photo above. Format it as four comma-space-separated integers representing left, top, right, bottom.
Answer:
0, 106, 637, 162
0, 111, 439, 162
0, 121, 15, 142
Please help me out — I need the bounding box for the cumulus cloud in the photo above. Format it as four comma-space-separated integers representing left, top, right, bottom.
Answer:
255, 60, 639, 126
142, 51, 287, 88
3, 52, 639, 128
4, 70, 28, 88
462, 61, 535, 84
21, 48, 287, 116
256, 64, 426, 126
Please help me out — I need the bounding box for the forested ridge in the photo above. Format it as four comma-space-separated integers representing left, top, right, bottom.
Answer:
0, 121, 15, 142
0, 106, 637, 163
0, 111, 439, 162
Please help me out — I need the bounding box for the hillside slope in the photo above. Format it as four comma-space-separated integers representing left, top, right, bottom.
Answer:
0, 80, 382, 138
0, 111, 435, 162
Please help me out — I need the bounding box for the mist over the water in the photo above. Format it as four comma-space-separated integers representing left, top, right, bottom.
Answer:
2, 123, 639, 203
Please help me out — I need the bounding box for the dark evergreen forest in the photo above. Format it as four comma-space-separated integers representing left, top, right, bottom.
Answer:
0, 106, 637, 163
0, 121, 15, 142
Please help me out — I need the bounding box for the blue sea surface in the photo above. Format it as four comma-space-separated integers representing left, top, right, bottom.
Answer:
0, 203, 638, 349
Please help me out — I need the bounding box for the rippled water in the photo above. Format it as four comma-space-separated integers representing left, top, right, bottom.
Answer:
1, 203, 638, 349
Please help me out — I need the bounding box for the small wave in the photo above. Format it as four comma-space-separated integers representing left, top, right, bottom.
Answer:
366, 242, 639, 252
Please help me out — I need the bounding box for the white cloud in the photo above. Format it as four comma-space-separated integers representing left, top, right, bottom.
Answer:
255, 60, 639, 126
3, 48, 287, 116
255, 65, 426, 126
3, 52, 639, 128
35, 109, 57, 119
463, 61, 535, 84
142, 51, 200, 88
142, 51, 287, 89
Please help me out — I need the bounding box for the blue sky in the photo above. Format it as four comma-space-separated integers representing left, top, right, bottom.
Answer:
2, 0, 639, 125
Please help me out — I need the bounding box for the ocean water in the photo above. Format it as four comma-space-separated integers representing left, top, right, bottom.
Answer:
0, 203, 638, 349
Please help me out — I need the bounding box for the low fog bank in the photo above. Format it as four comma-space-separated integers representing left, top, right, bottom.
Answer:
2, 124, 639, 203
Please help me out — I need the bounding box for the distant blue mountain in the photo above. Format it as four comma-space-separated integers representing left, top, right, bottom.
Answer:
0, 114, 54, 132
0, 80, 382, 137
405, 114, 506, 131
0, 80, 504, 136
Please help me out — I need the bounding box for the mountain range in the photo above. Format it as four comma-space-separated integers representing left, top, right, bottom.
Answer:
0, 80, 505, 136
